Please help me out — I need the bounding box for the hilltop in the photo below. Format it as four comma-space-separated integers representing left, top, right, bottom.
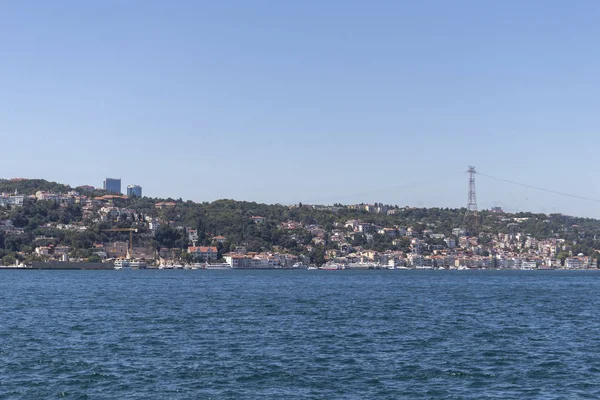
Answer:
0, 178, 71, 195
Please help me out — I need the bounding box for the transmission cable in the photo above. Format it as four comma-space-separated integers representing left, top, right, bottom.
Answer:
476, 172, 600, 203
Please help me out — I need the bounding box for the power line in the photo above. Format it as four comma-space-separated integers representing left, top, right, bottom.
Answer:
303, 174, 456, 204
476, 172, 600, 203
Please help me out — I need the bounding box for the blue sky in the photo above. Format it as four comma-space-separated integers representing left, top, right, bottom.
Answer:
1, 1, 600, 217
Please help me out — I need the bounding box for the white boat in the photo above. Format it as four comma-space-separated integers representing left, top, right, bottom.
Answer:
347, 262, 373, 270
319, 263, 344, 270
130, 260, 147, 269
114, 259, 131, 270
307, 266, 318, 270
204, 262, 232, 270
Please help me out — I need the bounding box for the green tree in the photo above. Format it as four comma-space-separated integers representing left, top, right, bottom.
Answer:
557, 251, 570, 266
88, 254, 102, 263
2, 255, 16, 266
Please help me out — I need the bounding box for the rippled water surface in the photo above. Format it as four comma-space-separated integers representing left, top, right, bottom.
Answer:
2, 270, 600, 399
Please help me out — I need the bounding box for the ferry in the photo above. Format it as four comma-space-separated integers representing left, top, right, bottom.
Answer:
130, 260, 147, 269
114, 259, 146, 270
346, 262, 372, 270
204, 262, 232, 270
114, 259, 131, 270
319, 263, 344, 270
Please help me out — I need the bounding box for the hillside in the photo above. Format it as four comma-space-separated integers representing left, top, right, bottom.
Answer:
1, 179, 600, 267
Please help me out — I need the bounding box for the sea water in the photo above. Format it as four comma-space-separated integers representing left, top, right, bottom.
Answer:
1, 270, 600, 399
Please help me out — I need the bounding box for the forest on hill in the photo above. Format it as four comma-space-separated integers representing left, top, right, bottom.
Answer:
2, 179, 600, 264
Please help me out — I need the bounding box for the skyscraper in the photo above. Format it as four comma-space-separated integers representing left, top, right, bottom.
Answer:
127, 184, 142, 197
103, 178, 121, 194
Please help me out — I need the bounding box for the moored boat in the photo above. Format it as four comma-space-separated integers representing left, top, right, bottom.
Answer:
114, 259, 131, 270
204, 262, 232, 270
319, 262, 344, 270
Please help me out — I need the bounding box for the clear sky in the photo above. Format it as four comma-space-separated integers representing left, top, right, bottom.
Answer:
1, 1, 600, 217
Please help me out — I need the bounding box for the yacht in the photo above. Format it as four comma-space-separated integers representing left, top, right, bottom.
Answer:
129, 260, 147, 269
319, 263, 344, 270
114, 259, 131, 270
204, 262, 232, 270
347, 262, 372, 270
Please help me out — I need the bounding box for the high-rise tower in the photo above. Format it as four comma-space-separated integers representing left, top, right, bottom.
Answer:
103, 178, 121, 194
127, 184, 142, 197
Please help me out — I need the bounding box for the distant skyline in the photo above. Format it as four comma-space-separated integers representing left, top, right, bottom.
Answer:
2, 1, 600, 218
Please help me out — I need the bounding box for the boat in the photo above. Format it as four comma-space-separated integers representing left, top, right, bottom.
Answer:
204, 262, 232, 270
347, 262, 373, 270
307, 266, 318, 270
114, 259, 131, 270
319, 262, 344, 270
129, 260, 147, 269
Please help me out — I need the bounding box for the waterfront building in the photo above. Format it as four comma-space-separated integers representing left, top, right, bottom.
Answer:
127, 184, 142, 197
103, 178, 121, 194
188, 246, 218, 261
565, 258, 581, 269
